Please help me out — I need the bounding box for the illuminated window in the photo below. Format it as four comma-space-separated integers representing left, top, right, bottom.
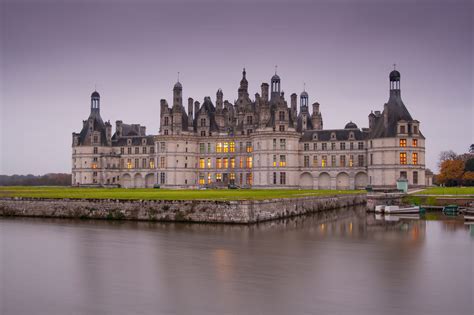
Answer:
207, 173, 212, 184
400, 152, 407, 164
199, 158, 205, 169
199, 174, 205, 185
216, 143, 222, 153
304, 156, 310, 167
400, 139, 407, 147
207, 158, 211, 168
229, 142, 235, 152
92, 163, 97, 169
246, 142, 253, 153
412, 153, 418, 165
230, 158, 235, 169
412, 139, 418, 147
223, 142, 229, 152
247, 173, 253, 185
349, 155, 354, 167
273, 155, 277, 167
340, 155, 346, 167
239, 158, 243, 168
313, 156, 318, 167
229, 173, 235, 180
223, 158, 229, 168
149, 159, 155, 169
322, 156, 327, 168
216, 158, 222, 169
216, 173, 222, 182
279, 155, 286, 167
246, 157, 253, 169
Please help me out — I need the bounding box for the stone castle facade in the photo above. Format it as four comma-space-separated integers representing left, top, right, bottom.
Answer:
72, 68, 426, 189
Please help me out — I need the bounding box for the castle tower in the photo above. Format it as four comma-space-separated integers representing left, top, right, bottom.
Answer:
173, 79, 183, 109
311, 102, 323, 130
270, 69, 281, 101
300, 89, 309, 113
238, 68, 249, 99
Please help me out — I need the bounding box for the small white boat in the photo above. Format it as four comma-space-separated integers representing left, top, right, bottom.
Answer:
375, 205, 385, 213
384, 205, 420, 214
464, 215, 474, 221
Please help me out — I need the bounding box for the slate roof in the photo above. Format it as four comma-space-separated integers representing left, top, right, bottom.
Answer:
112, 135, 155, 146
301, 128, 368, 142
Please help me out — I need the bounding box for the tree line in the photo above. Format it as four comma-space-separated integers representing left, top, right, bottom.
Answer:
436, 144, 474, 186
0, 174, 72, 186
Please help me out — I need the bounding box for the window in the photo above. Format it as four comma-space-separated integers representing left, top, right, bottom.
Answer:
279, 125, 285, 132
322, 155, 327, 168
247, 173, 253, 186
199, 174, 205, 185
273, 139, 277, 150
279, 111, 285, 121
142, 158, 147, 168
92, 163, 97, 169
273, 172, 277, 185
370, 153, 373, 165
229, 173, 235, 181
127, 159, 132, 169
358, 142, 364, 150
216, 173, 222, 182
413, 171, 418, 184
93, 147, 98, 154
350, 142, 354, 150
208, 143, 211, 153
340, 142, 346, 150
223, 158, 229, 168
164, 117, 169, 126
400, 171, 407, 179
400, 152, 407, 164
331, 155, 336, 167
412, 139, 418, 147
134, 158, 139, 168
135, 147, 139, 154
200, 131, 206, 137
400, 125, 406, 134
412, 153, 418, 165
160, 172, 166, 184
246, 116, 253, 125
230, 142, 235, 152
304, 143, 309, 151
313, 156, 318, 167
358, 155, 364, 167
331, 133, 336, 140
164, 130, 169, 135
279, 155, 286, 167
230, 158, 235, 168
322, 143, 327, 150
120, 147, 125, 154
273, 155, 277, 167
207, 158, 211, 168
340, 155, 346, 167
142, 147, 147, 154
304, 156, 310, 167
400, 139, 407, 147
413, 126, 418, 134
239, 158, 243, 168
223, 142, 229, 153
280, 172, 286, 185
216, 158, 222, 169
246, 157, 253, 169
216, 143, 222, 153
149, 159, 155, 168
246, 142, 253, 153
200, 118, 206, 127
93, 135, 98, 144
313, 143, 317, 150
280, 139, 286, 150
160, 142, 166, 152
200, 143, 205, 153
331, 142, 336, 150
160, 157, 166, 168
349, 155, 354, 167
150, 146, 155, 154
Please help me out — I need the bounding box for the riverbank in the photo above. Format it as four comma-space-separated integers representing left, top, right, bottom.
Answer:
0, 193, 366, 224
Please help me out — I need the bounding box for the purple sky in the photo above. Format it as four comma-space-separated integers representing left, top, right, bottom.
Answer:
1, 0, 472, 175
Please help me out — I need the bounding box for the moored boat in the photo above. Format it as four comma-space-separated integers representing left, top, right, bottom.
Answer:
375, 205, 385, 213
384, 205, 420, 214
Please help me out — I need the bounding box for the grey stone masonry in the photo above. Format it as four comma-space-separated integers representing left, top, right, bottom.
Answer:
0, 194, 366, 224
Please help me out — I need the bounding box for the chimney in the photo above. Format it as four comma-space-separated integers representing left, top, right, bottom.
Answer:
383, 104, 389, 128
261, 83, 269, 102
194, 101, 200, 117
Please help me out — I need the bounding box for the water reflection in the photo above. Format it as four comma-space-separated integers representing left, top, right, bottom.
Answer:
1, 206, 472, 315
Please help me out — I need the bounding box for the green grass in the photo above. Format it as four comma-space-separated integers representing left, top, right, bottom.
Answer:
0, 186, 365, 201
416, 187, 474, 196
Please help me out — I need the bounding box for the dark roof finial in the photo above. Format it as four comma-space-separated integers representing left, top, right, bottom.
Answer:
275, 64, 278, 75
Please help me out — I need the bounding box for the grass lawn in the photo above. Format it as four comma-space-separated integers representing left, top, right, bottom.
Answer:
0, 186, 365, 201
416, 187, 474, 196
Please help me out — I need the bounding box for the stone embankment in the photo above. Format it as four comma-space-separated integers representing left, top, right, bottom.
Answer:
0, 194, 366, 224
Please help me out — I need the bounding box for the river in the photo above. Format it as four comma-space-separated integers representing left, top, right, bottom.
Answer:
1, 207, 472, 315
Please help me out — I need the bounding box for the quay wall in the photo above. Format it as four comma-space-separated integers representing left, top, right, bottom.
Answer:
0, 194, 366, 224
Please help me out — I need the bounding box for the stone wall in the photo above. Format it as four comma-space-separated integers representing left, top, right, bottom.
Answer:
0, 194, 366, 224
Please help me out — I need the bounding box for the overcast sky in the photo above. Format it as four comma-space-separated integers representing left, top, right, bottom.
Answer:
1, 0, 472, 175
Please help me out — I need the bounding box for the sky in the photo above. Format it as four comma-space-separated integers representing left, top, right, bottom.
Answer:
0, 0, 472, 175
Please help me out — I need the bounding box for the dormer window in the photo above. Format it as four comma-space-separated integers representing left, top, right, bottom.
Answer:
142, 138, 146, 145
164, 117, 169, 126
200, 118, 206, 127
279, 111, 285, 121
331, 132, 336, 140
312, 133, 318, 141
400, 125, 406, 133
247, 116, 253, 125
413, 125, 418, 134
127, 139, 132, 146
349, 132, 354, 140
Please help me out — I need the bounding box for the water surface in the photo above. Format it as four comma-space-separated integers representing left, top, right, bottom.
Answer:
1, 207, 472, 315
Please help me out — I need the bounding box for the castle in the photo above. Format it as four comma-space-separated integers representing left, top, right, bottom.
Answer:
72, 68, 426, 189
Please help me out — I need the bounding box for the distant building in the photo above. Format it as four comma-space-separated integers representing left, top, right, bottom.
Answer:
72, 68, 426, 189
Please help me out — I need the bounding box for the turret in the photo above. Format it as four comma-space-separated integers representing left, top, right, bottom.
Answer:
90, 91, 100, 115
173, 80, 183, 109
270, 72, 281, 100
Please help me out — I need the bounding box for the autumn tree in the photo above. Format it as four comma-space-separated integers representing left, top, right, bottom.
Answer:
437, 159, 465, 186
